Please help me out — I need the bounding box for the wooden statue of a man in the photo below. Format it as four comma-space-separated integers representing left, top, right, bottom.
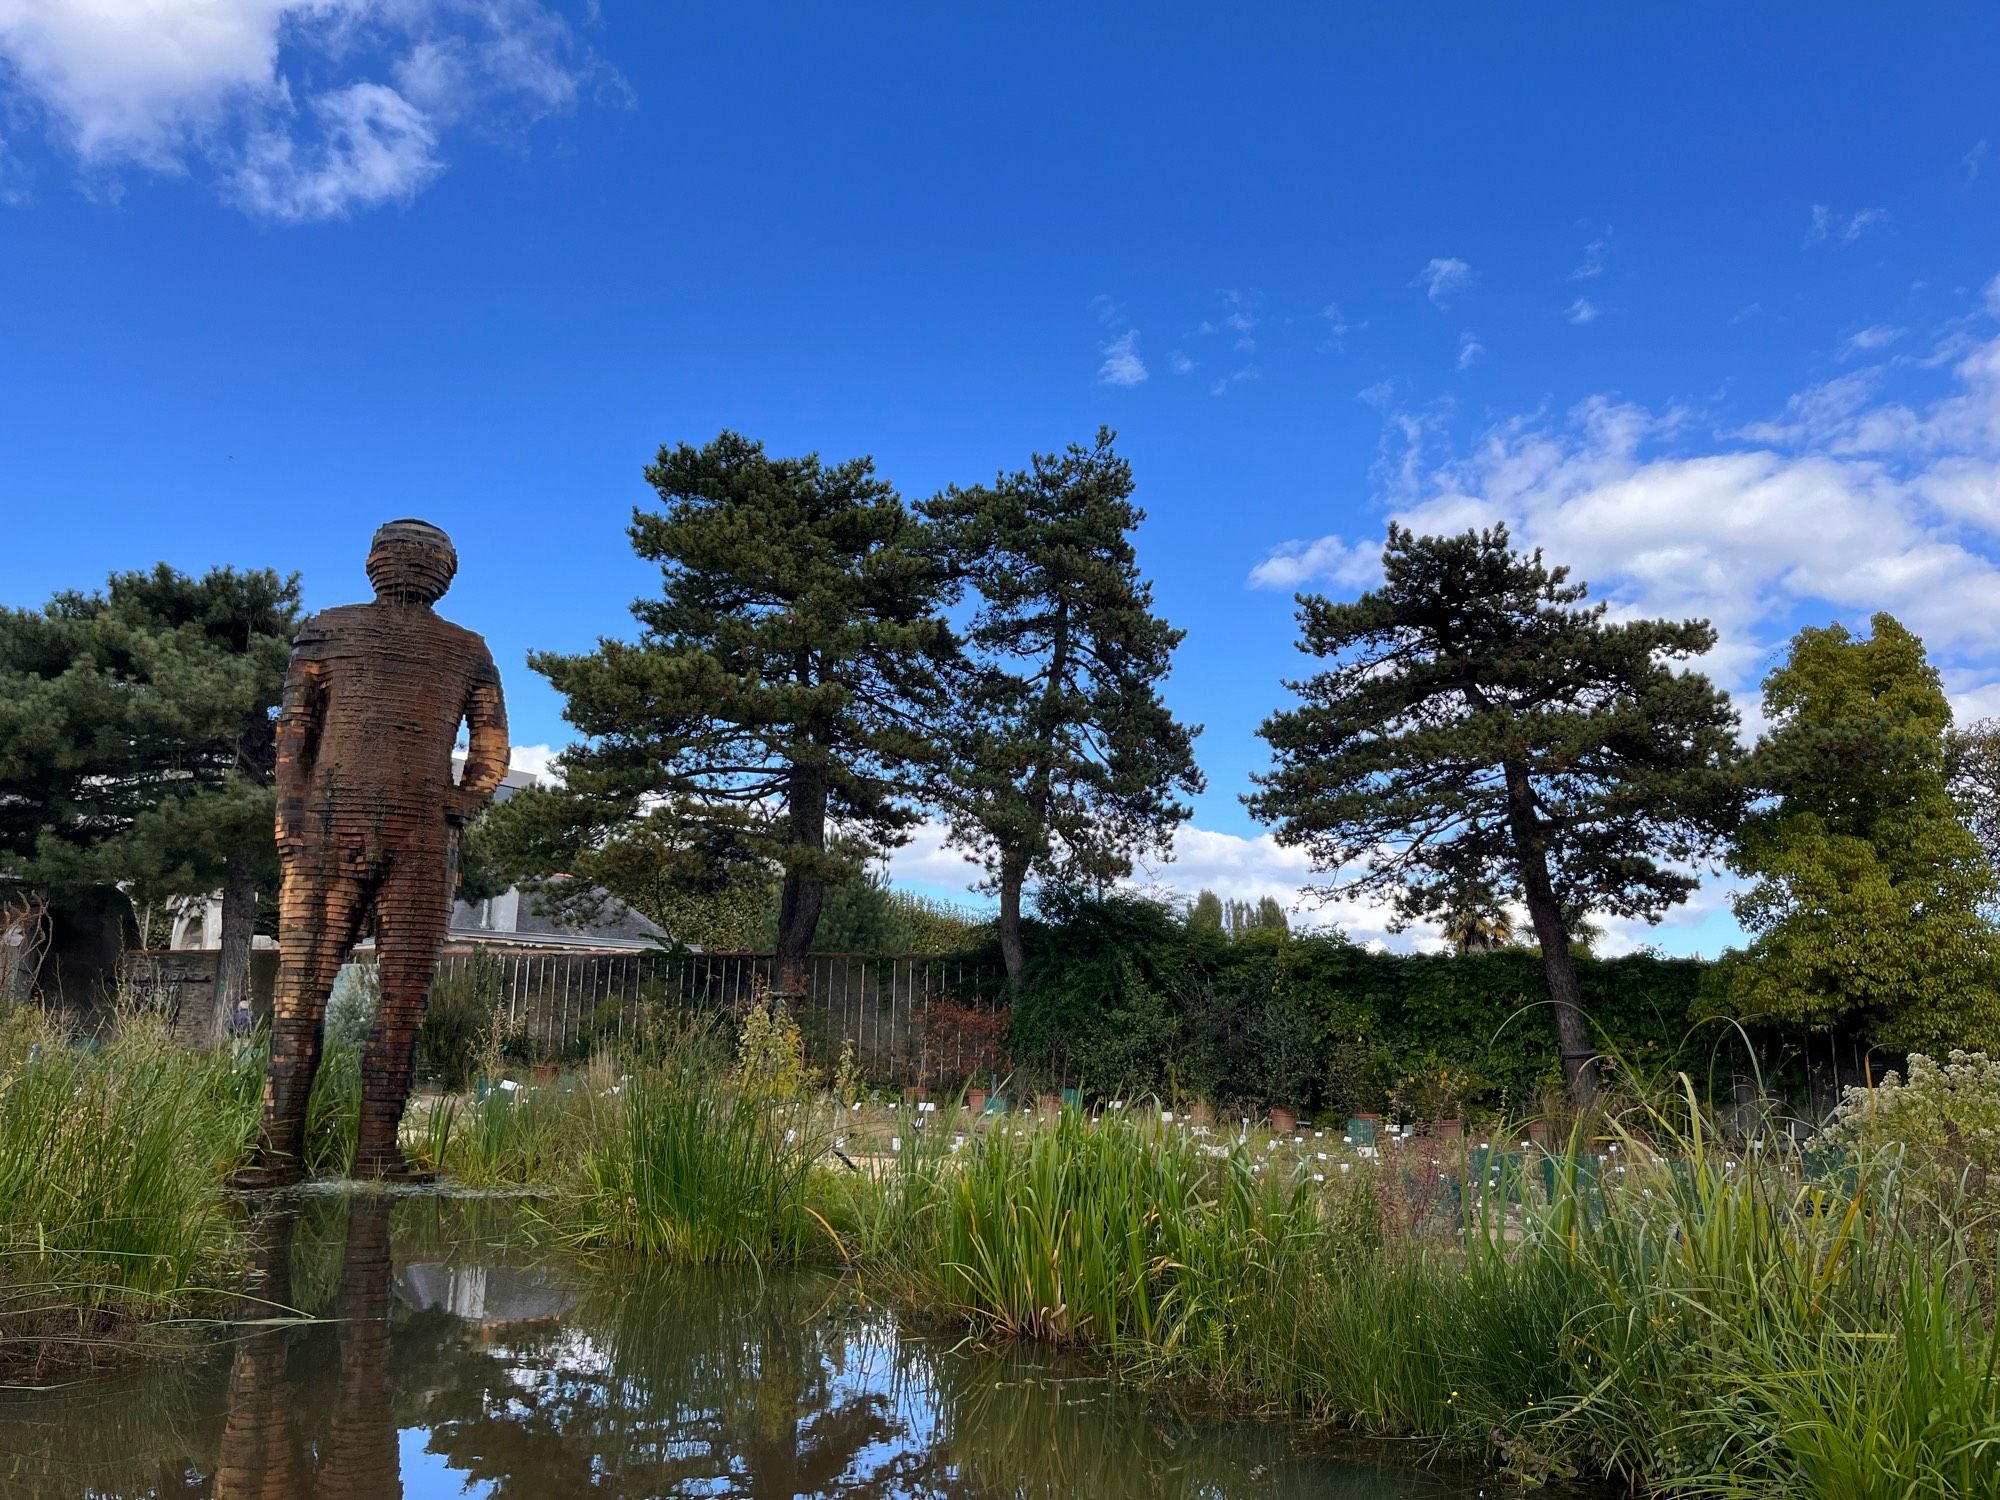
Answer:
242, 519, 508, 1184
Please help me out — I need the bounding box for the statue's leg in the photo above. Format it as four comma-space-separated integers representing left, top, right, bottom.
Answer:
249, 851, 369, 1182
354, 838, 452, 1176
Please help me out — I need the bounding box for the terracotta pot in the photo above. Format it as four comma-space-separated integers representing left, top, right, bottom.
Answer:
903, 1085, 928, 1102
1526, 1119, 1553, 1147
1269, 1105, 1299, 1135
1433, 1116, 1465, 1141
1038, 1093, 1062, 1115
532, 1063, 557, 1084
966, 1087, 989, 1113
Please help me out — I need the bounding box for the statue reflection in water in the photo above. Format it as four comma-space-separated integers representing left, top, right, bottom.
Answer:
213, 1194, 401, 1500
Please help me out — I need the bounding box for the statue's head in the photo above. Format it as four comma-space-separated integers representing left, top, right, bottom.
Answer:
366, 519, 457, 606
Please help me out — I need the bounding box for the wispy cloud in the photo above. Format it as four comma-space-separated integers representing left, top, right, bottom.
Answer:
1291, 292, 2000, 726
1967, 139, 1989, 185
1566, 297, 1601, 326
1168, 350, 1194, 375
1840, 324, 1907, 359
1456, 329, 1484, 369
1417, 256, 1474, 308
1098, 328, 1148, 387
1808, 203, 1889, 246
1319, 301, 1354, 351
1209, 367, 1257, 396
0, 0, 618, 221
1571, 233, 1610, 280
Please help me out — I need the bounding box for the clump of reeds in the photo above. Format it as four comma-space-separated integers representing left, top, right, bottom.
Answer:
566, 1042, 827, 1264
0, 1009, 254, 1370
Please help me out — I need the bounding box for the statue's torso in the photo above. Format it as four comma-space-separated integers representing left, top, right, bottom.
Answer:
293, 602, 494, 816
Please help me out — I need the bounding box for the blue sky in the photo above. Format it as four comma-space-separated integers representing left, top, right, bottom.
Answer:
5, 3, 2000, 954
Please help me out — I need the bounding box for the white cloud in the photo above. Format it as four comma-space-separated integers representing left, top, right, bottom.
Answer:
1217, 288, 1258, 334
1097, 328, 1148, 387
1320, 301, 1352, 349
1168, 350, 1194, 375
1566, 297, 1600, 326
1808, 203, 1888, 245
508, 742, 561, 783
1840, 323, 1906, 358
0, 0, 609, 219
1456, 329, 1484, 369
1417, 255, 1473, 308
1967, 139, 1988, 185
1208, 366, 1256, 396
886, 817, 1428, 948
1247, 533, 1380, 592
1571, 234, 1609, 280
229, 81, 439, 222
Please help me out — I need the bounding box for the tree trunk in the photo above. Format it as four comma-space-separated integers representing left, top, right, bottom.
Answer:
997, 854, 1028, 991
774, 764, 828, 999
1501, 758, 1598, 1106
208, 848, 258, 1046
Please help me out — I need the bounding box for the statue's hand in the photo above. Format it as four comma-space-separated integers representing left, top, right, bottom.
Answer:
444, 785, 487, 827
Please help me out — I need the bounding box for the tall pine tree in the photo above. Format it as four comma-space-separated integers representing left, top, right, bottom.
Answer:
0, 565, 300, 1037
526, 433, 957, 994
921, 430, 1203, 986
1247, 525, 1741, 1103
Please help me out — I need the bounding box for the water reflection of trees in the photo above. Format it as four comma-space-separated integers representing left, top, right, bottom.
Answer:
0, 1197, 1474, 1500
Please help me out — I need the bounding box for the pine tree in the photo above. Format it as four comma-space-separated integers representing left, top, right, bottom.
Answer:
0, 565, 300, 1037
1247, 524, 1741, 1104
1715, 614, 2000, 1053
524, 433, 957, 994
921, 430, 1203, 986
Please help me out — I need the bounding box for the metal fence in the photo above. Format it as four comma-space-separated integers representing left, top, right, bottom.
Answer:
121, 946, 1007, 1085
423, 948, 1004, 1086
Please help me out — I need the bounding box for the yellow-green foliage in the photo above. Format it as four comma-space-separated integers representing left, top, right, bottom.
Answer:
734, 996, 809, 1101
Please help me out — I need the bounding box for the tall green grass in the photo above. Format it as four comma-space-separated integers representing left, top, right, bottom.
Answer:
0, 1012, 255, 1368
928, 1111, 1320, 1369
568, 1052, 827, 1263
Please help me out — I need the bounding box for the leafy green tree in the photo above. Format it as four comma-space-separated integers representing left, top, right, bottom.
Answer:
0, 565, 299, 1038
1247, 524, 1741, 1104
1947, 716, 2000, 896
1187, 889, 1224, 933
523, 433, 957, 993
1223, 895, 1292, 939
1713, 614, 2000, 1053
921, 430, 1203, 987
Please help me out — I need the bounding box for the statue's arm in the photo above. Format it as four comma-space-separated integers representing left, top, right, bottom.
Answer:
451, 644, 510, 822
273, 641, 328, 846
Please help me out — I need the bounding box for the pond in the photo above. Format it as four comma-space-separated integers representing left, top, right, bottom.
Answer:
0, 1192, 1512, 1499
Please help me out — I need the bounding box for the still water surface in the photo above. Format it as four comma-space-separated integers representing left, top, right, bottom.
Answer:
0, 1193, 1506, 1498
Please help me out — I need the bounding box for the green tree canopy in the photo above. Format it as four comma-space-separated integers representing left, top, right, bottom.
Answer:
0, 564, 300, 1036
920, 429, 1202, 985
1247, 524, 1742, 1103
519, 433, 958, 992
1713, 613, 2000, 1053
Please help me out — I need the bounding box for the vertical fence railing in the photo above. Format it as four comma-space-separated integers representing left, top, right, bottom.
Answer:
420, 947, 1002, 1084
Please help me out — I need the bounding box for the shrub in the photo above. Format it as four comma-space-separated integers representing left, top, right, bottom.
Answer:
1823, 1050, 2000, 1206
